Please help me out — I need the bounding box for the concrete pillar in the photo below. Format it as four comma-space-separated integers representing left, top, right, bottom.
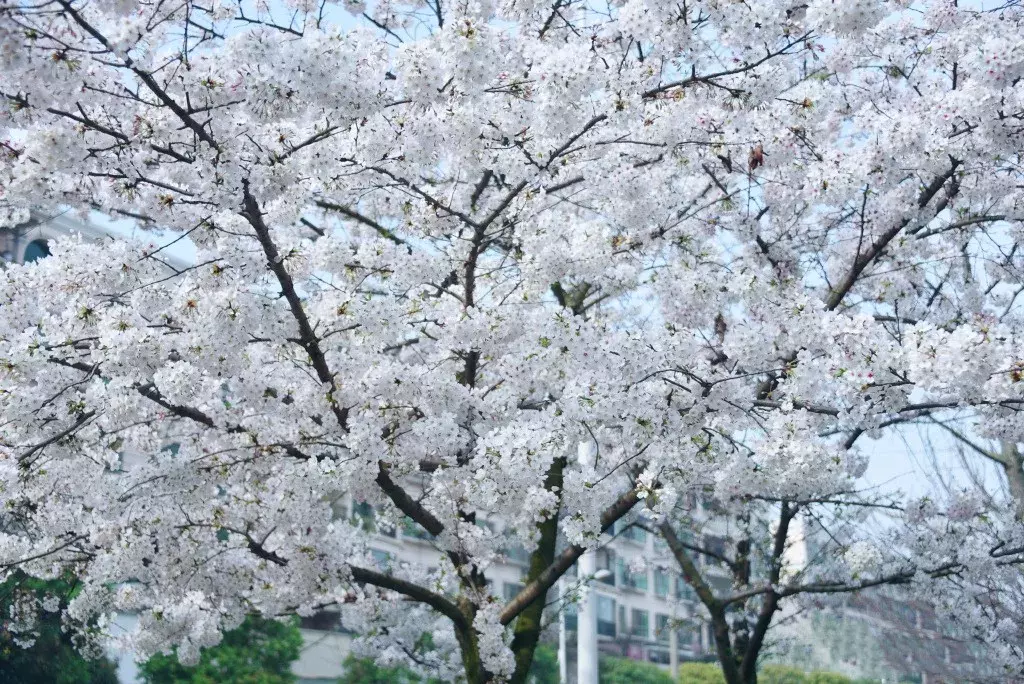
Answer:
669, 624, 679, 678
577, 551, 599, 684
558, 577, 568, 683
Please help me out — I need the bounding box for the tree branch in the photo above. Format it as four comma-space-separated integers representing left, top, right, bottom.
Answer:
350, 565, 469, 632
499, 487, 639, 625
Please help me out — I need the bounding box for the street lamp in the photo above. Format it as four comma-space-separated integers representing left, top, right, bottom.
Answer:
559, 565, 612, 683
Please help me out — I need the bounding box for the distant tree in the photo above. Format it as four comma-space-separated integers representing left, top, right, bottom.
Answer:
0, 573, 119, 684
139, 615, 301, 684
760, 665, 814, 684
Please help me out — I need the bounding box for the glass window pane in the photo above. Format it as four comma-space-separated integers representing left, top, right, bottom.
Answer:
22, 240, 50, 263
630, 609, 649, 638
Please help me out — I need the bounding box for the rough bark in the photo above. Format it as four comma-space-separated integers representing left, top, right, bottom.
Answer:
508, 455, 567, 684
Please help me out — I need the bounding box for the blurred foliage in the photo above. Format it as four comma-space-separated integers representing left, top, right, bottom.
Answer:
678, 662, 727, 683
599, 654, 675, 684
139, 614, 302, 684
528, 643, 559, 684
338, 642, 558, 683
677, 661, 879, 684
337, 653, 446, 684
0, 572, 119, 684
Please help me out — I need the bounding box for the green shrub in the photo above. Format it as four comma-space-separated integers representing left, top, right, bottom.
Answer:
337, 654, 435, 684
677, 662, 864, 684
339, 642, 556, 684
678, 662, 726, 683
0, 573, 119, 684
806, 673, 859, 684
528, 643, 559, 684
599, 654, 674, 684
761, 664, 814, 684
139, 614, 302, 684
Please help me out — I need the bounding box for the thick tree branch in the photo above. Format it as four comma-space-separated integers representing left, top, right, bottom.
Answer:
826, 161, 960, 310
509, 455, 567, 684
350, 565, 469, 632
739, 501, 796, 681
499, 487, 640, 625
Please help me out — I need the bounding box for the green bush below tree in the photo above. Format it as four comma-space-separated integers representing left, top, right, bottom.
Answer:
599, 654, 675, 684
677, 661, 879, 684
138, 614, 302, 684
337, 643, 559, 684
0, 573, 119, 684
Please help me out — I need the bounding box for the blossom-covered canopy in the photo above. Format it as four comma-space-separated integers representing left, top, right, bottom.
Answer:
1, 0, 1023, 680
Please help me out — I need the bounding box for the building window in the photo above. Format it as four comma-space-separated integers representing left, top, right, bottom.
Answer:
402, 515, 434, 541
501, 543, 530, 565
704, 536, 728, 567
503, 582, 525, 602
622, 523, 646, 544
22, 239, 50, 263
654, 569, 670, 598
630, 609, 649, 638
299, 610, 342, 632
617, 558, 648, 592
597, 595, 616, 637
564, 603, 578, 631
655, 614, 670, 643
370, 549, 391, 571
348, 503, 394, 537
352, 501, 375, 533
596, 549, 616, 586
676, 576, 696, 602
677, 623, 697, 649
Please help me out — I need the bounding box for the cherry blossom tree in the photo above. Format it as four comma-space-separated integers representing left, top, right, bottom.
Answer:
2, 0, 1024, 681
641, 488, 1019, 684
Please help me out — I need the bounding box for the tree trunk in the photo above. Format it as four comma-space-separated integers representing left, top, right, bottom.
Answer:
508, 456, 566, 684
1000, 442, 1024, 519
455, 621, 492, 684
710, 609, 743, 684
